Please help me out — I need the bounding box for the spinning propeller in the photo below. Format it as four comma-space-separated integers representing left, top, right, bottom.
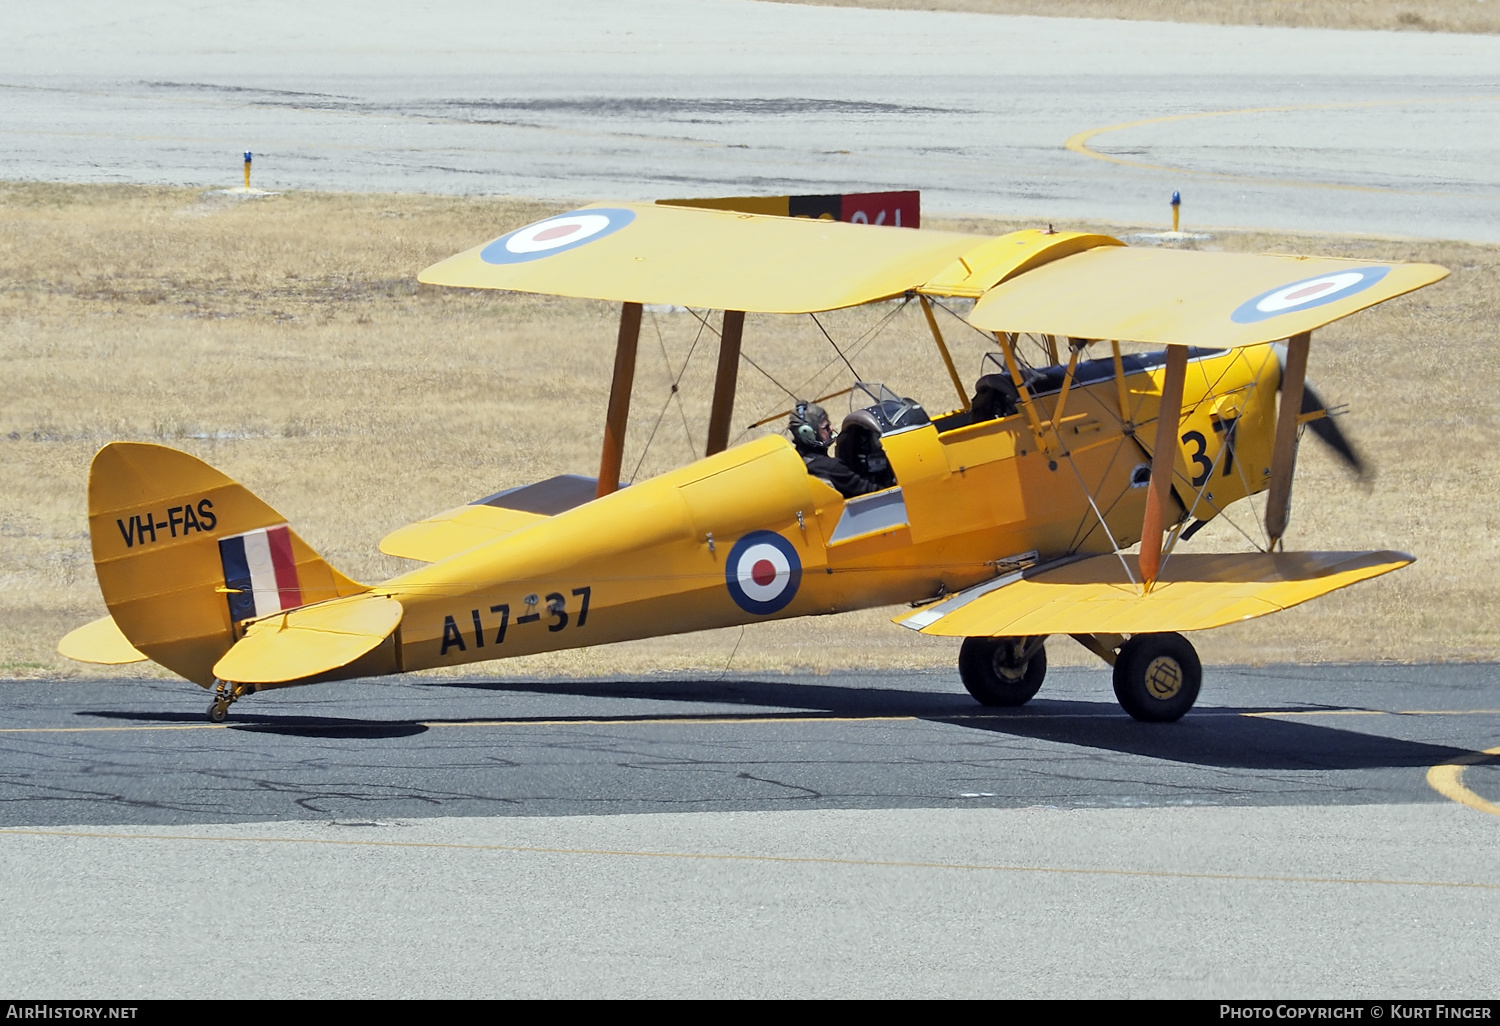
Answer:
1266, 337, 1368, 549
1273, 340, 1367, 480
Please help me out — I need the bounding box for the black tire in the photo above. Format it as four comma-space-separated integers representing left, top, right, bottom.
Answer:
958, 636, 1047, 706
1112, 632, 1202, 722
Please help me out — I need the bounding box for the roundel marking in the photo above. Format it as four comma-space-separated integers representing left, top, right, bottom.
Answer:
1230, 266, 1389, 324
479, 208, 636, 265
725, 531, 802, 616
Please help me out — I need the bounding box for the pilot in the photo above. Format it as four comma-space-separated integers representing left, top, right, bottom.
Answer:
789, 401, 880, 499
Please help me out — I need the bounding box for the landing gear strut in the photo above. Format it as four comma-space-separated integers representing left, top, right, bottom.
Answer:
207, 678, 251, 723
958, 635, 1047, 706
1111, 632, 1201, 722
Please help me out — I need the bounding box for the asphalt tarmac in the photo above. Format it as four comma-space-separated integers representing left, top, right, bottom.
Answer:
5, 1, 1500, 240
1, 664, 1496, 997
2, 665, 1498, 825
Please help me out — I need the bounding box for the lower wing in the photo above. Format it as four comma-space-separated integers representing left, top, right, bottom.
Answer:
897, 550, 1412, 636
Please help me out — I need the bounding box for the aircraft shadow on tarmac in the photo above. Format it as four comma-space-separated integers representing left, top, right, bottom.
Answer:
77, 674, 1490, 771
427, 676, 1487, 773
81, 710, 429, 739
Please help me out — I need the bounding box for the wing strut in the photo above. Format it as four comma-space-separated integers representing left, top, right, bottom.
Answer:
1139, 344, 1188, 589
1110, 341, 1132, 424
1266, 330, 1310, 547
919, 296, 970, 412
597, 301, 643, 497
705, 310, 744, 455
996, 332, 1050, 454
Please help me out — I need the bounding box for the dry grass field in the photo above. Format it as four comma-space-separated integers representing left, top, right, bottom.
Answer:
778, 0, 1500, 33
1, 182, 1496, 682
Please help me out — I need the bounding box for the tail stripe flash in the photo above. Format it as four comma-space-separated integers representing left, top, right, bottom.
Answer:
219, 525, 302, 621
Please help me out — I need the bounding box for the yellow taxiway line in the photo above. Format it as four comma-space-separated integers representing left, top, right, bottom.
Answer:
1427, 746, 1500, 818
0, 825, 1494, 891
1065, 94, 1500, 199
1243, 709, 1500, 718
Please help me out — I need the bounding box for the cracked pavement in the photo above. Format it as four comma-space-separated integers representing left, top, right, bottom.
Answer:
1, 664, 1497, 996
1, 665, 1496, 826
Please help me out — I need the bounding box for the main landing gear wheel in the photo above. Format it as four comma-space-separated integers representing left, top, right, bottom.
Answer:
958, 636, 1047, 707
1112, 632, 1202, 722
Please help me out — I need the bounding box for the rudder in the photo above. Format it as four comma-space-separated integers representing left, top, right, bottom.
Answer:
86, 442, 364, 686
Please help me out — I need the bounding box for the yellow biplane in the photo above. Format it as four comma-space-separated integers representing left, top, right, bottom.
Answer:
58, 198, 1447, 723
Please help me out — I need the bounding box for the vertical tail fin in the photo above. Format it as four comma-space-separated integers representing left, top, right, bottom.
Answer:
86, 442, 364, 686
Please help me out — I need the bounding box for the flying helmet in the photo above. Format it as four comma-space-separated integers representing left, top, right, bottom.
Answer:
789, 401, 831, 451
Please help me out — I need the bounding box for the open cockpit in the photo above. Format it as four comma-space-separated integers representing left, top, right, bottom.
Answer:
931, 346, 1228, 435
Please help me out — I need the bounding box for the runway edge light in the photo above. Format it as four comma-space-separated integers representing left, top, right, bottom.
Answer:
244, 151, 252, 190
1171, 190, 1181, 233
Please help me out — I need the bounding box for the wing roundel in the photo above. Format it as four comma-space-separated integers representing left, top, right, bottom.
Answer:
966, 247, 1448, 347
419, 202, 982, 313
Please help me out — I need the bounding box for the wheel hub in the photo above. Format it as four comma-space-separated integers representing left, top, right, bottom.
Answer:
1143, 656, 1183, 700
992, 642, 1029, 682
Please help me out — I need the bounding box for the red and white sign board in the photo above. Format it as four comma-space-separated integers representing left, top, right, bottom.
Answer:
840, 191, 920, 229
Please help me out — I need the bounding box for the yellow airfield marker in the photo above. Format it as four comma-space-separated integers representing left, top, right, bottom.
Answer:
201, 149, 275, 198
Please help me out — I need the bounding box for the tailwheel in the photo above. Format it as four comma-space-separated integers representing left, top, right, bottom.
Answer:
1112, 632, 1202, 722
958, 636, 1047, 707
206, 678, 248, 723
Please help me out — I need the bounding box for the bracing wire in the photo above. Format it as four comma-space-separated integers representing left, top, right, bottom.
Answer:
740, 351, 799, 401
927, 295, 1006, 344
789, 296, 910, 401
1059, 447, 1139, 589
716, 626, 746, 681
681, 307, 722, 341
665, 311, 707, 458
628, 391, 679, 485
731, 300, 910, 448
808, 311, 861, 380
633, 307, 711, 480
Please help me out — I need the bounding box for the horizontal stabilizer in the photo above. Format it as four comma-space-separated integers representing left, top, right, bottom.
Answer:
57, 616, 148, 664
379, 474, 599, 563
213, 593, 403, 685
897, 550, 1413, 636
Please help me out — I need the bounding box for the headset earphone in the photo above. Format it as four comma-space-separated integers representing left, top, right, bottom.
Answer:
792, 401, 820, 446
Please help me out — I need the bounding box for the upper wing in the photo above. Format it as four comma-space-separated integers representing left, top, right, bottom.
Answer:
420, 201, 1445, 334
419, 201, 988, 312
967, 247, 1448, 347
897, 550, 1412, 636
